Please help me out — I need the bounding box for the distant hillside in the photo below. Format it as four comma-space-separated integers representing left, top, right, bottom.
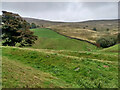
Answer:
69, 19, 118, 32
46, 19, 118, 44
0, 15, 118, 30
0, 15, 118, 44
24, 17, 118, 31
1, 15, 118, 31
24, 17, 65, 28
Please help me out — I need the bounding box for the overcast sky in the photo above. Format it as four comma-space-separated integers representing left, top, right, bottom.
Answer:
2, 2, 118, 22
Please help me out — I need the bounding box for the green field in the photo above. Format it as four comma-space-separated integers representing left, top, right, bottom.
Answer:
2, 56, 71, 88
2, 46, 118, 88
100, 44, 118, 52
2, 28, 118, 88
30, 28, 97, 51
25, 17, 118, 44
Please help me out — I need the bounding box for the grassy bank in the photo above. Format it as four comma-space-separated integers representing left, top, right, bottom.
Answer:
2, 28, 118, 88
2, 46, 118, 88
30, 28, 97, 51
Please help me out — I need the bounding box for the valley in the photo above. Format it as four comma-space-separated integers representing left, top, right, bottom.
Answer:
2, 28, 118, 88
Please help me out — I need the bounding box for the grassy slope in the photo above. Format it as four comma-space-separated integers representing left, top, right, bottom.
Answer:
2, 46, 118, 88
2, 28, 118, 88
30, 28, 97, 51
100, 44, 119, 52
44, 50, 118, 63
0, 47, 1, 90
2, 56, 71, 88
47, 19, 118, 44
24, 17, 118, 32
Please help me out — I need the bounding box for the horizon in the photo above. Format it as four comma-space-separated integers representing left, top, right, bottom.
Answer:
0, 11, 119, 23
23, 16, 118, 23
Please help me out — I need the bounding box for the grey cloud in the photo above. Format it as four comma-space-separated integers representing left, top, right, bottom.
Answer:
2, 2, 118, 22
2, 2, 70, 12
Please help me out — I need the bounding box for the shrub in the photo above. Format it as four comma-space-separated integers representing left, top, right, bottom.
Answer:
30, 23, 37, 29
83, 27, 85, 29
93, 27, 97, 31
106, 28, 109, 31
96, 36, 117, 48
